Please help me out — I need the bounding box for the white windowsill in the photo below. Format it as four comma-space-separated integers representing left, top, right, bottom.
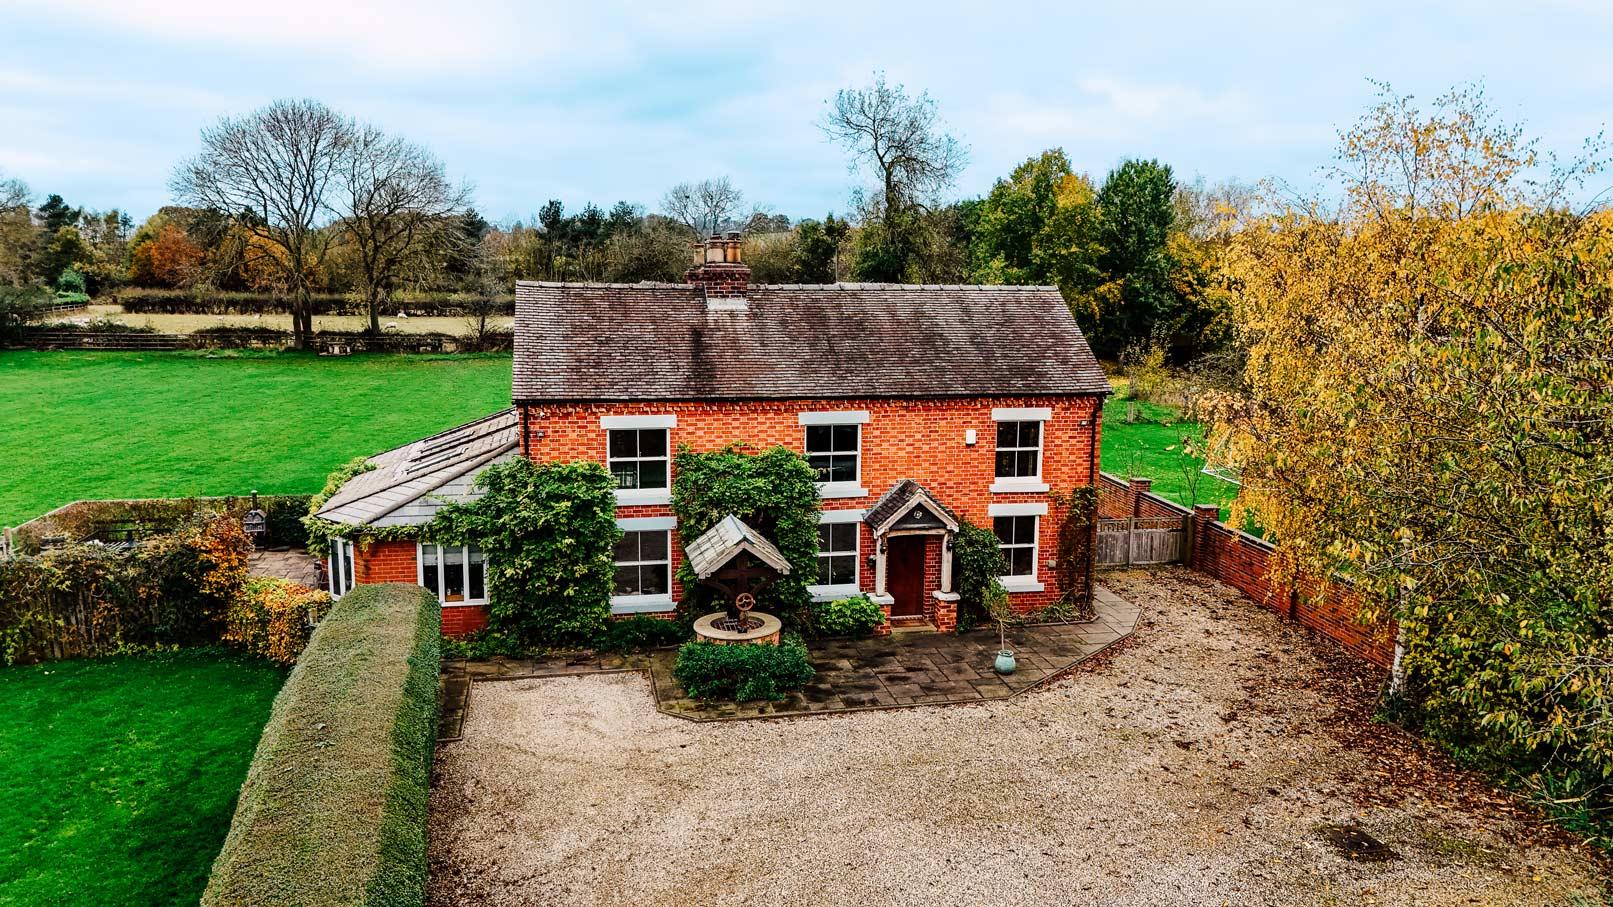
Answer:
1000, 577, 1045, 593
611, 595, 676, 614
817, 482, 868, 499
809, 583, 863, 602
615, 488, 672, 506
990, 480, 1049, 494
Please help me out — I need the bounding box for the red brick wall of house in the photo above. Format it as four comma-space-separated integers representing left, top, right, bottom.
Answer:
519, 395, 1103, 619
355, 539, 417, 584
442, 606, 489, 636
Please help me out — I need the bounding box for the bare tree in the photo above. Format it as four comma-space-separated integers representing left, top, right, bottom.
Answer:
0, 171, 33, 286
821, 73, 966, 219
171, 99, 351, 347
661, 177, 744, 237
338, 123, 471, 333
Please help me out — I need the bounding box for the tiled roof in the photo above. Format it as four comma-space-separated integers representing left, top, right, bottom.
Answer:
513, 281, 1111, 401
683, 515, 794, 579
314, 409, 519, 528
865, 479, 960, 533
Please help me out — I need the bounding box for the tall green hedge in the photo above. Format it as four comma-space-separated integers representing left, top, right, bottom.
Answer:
202, 583, 441, 907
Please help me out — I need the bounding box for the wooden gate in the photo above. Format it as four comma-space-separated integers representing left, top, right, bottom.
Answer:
1097, 517, 1186, 566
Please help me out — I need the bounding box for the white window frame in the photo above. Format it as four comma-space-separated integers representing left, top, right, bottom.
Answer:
605, 417, 673, 505
800, 411, 869, 499
611, 518, 676, 613
989, 502, 1046, 592
991, 408, 1051, 493
328, 537, 355, 599
417, 543, 489, 607
809, 509, 863, 601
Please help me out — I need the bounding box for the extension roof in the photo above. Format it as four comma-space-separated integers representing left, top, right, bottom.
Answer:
512, 281, 1111, 401
313, 408, 519, 528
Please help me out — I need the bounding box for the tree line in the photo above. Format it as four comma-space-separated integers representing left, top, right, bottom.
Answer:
0, 77, 1232, 360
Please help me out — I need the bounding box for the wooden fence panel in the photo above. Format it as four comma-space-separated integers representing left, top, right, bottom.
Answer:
1097, 518, 1186, 566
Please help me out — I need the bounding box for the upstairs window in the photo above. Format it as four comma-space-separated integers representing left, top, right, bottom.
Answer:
993, 515, 1038, 578
608, 428, 669, 491
805, 424, 860, 485
420, 543, 487, 605
815, 522, 859, 587
613, 530, 671, 598
995, 421, 1042, 480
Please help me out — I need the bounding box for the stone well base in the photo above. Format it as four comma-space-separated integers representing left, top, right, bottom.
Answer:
692, 611, 782, 646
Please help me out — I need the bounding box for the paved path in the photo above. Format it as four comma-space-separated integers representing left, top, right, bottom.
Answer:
247, 548, 321, 587
439, 585, 1139, 735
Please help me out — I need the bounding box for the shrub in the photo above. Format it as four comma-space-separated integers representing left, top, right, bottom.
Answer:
432, 458, 619, 647
809, 593, 886, 638
438, 629, 529, 661
223, 577, 332, 665
203, 583, 441, 907
953, 520, 1009, 632
595, 615, 688, 652
673, 634, 815, 701
55, 268, 87, 296
669, 445, 821, 625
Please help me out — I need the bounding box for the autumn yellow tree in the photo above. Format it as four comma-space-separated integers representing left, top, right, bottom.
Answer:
1211, 85, 1613, 829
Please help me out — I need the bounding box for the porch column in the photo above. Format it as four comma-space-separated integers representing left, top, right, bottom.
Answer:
874, 535, 889, 597
939, 531, 954, 593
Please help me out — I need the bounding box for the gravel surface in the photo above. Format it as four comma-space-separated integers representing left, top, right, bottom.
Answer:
429, 568, 1608, 906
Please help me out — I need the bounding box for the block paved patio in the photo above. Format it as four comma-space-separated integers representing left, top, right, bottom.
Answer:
438, 584, 1139, 736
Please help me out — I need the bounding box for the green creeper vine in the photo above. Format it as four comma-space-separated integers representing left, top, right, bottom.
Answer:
669, 444, 821, 627
301, 457, 379, 558
1049, 485, 1099, 620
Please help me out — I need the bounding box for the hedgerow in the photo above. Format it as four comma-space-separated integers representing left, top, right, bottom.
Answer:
223, 577, 332, 665
202, 583, 441, 907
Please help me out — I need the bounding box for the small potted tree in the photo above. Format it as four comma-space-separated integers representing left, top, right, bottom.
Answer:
985, 581, 1016, 674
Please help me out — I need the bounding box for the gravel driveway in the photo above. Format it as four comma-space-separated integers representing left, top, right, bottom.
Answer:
428, 568, 1607, 906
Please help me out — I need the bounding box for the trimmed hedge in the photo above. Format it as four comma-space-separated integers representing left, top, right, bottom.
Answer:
203, 583, 441, 907
809, 593, 886, 638
673, 634, 815, 701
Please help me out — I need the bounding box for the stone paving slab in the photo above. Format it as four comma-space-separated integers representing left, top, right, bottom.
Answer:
247, 548, 320, 587
440, 584, 1139, 731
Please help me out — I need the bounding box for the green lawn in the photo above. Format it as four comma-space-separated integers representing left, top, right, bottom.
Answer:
0, 350, 514, 527
0, 650, 286, 906
1100, 394, 1240, 515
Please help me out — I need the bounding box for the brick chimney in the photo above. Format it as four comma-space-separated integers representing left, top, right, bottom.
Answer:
685, 232, 750, 306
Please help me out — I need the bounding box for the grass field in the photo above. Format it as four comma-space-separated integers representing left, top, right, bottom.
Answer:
1100, 394, 1239, 515
0, 350, 1232, 526
0, 350, 513, 527
0, 650, 285, 906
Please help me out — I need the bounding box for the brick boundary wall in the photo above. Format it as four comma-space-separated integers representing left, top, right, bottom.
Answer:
1097, 472, 1396, 667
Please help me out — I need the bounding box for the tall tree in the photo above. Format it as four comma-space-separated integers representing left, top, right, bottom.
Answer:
337, 122, 471, 332
661, 177, 744, 237
1210, 85, 1613, 814
35, 194, 81, 234
172, 98, 351, 347
822, 73, 966, 281
0, 173, 32, 286
1089, 159, 1178, 357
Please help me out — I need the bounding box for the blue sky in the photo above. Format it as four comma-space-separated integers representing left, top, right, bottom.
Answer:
2, 1, 1608, 225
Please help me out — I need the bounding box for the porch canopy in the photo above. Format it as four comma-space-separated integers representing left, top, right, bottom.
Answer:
864, 479, 961, 603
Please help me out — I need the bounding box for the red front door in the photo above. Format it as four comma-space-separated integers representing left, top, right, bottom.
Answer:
887, 536, 926, 618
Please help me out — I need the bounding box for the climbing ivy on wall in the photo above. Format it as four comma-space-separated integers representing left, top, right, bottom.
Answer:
1051, 485, 1099, 620
433, 458, 620, 647
669, 445, 821, 626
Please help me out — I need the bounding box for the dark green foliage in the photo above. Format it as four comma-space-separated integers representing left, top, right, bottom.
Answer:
0, 285, 49, 345
669, 445, 821, 625
202, 583, 441, 907
793, 214, 849, 282
596, 615, 689, 652
953, 519, 1009, 632
1089, 159, 1179, 356
672, 634, 815, 701
437, 629, 530, 661
809, 593, 886, 638
0, 649, 285, 907
433, 458, 620, 647
54, 267, 86, 296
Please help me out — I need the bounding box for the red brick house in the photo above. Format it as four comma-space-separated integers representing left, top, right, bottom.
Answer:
314, 234, 1110, 636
